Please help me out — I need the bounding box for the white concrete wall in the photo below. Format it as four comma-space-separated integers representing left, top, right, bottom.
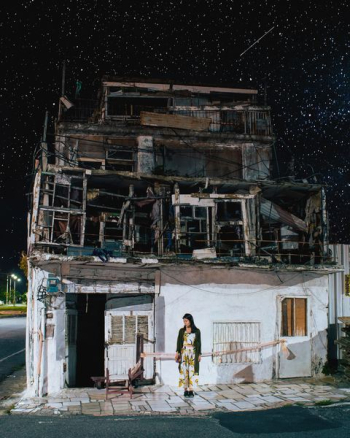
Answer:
26, 266, 47, 397
26, 266, 66, 397
155, 269, 329, 386
27, 262, 329, 394
328, 244, 350, 360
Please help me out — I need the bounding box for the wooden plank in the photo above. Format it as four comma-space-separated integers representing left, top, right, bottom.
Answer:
77, 157, 105, 163
339, 316, 350, 324
103, 81, 258, 95
282, 298, 293, 337
295, 299, 307, 336
106, 158, 134, 165
140, 111, 211, 131
106, 137, 137, 146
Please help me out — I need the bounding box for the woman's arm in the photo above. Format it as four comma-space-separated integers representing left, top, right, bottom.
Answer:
176, 329, 183, 353
197, 329, 202, 358
175, 329, 183, 362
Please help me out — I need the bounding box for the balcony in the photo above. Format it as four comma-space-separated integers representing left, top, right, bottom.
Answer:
60, 99, 272, 136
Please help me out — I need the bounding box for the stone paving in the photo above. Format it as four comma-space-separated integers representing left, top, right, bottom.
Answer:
8, 378, 350, 416
0, 367, 27, 415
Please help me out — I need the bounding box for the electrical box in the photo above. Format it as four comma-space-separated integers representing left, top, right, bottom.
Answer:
47, 275, 60, 293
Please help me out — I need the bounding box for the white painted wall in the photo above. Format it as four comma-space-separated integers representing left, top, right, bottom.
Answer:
155, 269, 329, 386
26, 266, 66, 397
27, 262, 329, 395
328, 244, 350, 360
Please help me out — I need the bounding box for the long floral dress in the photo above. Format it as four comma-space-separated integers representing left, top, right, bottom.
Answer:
179, 332, 199, 389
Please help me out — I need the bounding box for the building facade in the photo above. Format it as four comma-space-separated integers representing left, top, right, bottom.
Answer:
26, 78, 339, 396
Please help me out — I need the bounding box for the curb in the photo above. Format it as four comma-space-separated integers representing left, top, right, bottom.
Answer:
0, 314, 26, 319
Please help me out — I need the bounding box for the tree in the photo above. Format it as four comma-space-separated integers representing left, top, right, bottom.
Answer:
19, 251, 28, 278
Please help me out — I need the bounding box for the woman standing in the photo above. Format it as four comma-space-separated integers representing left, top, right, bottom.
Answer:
175, 313, 202, 397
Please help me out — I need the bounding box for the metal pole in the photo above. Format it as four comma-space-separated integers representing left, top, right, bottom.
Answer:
13, 281, 16, 305
41, 111, 49, 171
6, 275, 8, 305
43, 111, 49, 143
9, 278, 12, 305
58, 60, 66, 121
61, 60, 66, 97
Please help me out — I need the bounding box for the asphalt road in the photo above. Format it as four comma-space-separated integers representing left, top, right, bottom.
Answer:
0, 317, 26, 382
1, 405, 350, 437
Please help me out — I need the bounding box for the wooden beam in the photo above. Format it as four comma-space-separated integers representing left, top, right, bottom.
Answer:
103, 81, 258, 95
140, 111, 211, 132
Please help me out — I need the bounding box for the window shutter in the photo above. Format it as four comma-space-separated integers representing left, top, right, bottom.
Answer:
295, 299, 307, 336
137, 315, 149, 340
124, 316, 136, 343
110, 315, 123, 344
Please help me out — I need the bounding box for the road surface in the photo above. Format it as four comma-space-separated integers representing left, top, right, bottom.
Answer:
0, 317, 26, 383
1, 405, 350, 437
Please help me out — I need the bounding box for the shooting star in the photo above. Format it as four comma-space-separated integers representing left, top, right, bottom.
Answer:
240, 26, 275, 57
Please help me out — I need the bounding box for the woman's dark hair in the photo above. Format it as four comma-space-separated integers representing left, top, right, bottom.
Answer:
183, 313, 198, 331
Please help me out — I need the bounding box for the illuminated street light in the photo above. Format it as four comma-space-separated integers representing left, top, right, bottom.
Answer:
13, 277, 20, 305
8, 274, 20, 305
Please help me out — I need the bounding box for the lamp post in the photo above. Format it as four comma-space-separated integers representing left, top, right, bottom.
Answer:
9, 276, 13, 305
14, 278, 20, 305
11, 275, 20, 305
6, 275, 9, 305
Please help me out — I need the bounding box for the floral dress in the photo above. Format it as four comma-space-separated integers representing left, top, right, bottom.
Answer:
179, 332, 199, 389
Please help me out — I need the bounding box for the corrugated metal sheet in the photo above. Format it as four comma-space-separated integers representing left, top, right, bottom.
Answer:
140, 111, 211, 131
261, 198, 307, 232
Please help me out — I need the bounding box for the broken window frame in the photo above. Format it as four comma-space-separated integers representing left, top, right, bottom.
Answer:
34, 171, 87, 247
172, 194, 256, 256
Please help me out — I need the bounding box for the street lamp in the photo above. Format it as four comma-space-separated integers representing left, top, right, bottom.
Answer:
14, 278, 21, 305
9, 274, 20, 305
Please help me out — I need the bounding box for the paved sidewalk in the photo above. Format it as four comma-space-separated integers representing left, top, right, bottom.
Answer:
9, 378, 350, 416
0, 367, 26, 415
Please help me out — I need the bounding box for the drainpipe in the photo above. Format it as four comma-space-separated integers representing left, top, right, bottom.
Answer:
37, 305, 46, 397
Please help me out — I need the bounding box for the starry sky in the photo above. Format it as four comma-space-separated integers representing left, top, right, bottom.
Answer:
0, 0, 349, 281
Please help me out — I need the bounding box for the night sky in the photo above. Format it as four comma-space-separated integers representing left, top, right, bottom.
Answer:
1, 0, 349, 281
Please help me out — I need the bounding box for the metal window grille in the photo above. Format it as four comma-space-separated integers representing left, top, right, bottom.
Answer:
213, 322, 261, 364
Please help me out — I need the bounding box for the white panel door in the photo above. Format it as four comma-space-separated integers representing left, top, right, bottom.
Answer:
278, 297, 312, 378
105, 310, 154, 379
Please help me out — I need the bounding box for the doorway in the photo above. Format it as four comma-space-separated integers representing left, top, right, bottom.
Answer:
66, 293, 106, 387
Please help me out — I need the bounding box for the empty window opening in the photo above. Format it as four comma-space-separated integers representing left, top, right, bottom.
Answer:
106, 147, 135, 172
107, 97, 168, 117
216, 201, 244, 256
179, 205, 210, 251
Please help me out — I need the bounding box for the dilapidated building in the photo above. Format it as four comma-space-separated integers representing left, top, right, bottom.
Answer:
26, 78, 340, 396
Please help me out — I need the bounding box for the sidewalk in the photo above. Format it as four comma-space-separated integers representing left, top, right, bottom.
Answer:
0, 367, 26, 415
8, 377, 350, 417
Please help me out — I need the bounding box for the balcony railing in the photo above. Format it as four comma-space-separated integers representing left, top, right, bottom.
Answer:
60, 98, 98, 122
172, 109, 272, 136
60, 100, 272, 136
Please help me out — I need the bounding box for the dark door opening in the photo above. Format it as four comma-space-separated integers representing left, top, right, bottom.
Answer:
74, 293, 106, 387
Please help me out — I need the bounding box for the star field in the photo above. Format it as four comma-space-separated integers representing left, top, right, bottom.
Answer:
0, 0, 349, 272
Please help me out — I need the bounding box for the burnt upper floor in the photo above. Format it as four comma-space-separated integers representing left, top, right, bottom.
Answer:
28, 166, 329, 266
59, 78, 273, 137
